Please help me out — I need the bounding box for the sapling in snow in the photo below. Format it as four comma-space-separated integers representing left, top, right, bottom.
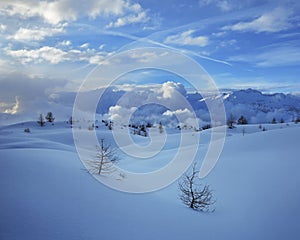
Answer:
178, 163, 215, 212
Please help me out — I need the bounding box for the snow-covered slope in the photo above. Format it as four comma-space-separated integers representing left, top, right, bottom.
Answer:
0, 121, 300, 240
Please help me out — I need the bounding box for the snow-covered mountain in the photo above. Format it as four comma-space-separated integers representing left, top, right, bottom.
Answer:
221, 89, 300, 123
58, 85, 300, 125
1, 83, 300, 125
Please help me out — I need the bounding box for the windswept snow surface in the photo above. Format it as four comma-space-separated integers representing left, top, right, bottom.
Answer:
0, 121, 300, 240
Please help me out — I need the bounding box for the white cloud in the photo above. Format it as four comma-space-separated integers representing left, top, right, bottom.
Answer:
99, 44, 106, 50
5, 46, 111, 65
223, 7, 293, 33
80, 43, 90, 48
108, 105, 137, 123
58, 40, 72, 47
199, 0, 234, 12
0, 24, 7, 32
106, 10, 148, 28
0, 0, 148, 26
89, 55, 106, 64
9, 26, 65, 41
4, 96, 19, 114
159, 81, 187, 99
128, 51, 163, 63
100, 82, 201, 127
164, 30, 209, 47
163, 108, 198, 127
6, 46, 68, 64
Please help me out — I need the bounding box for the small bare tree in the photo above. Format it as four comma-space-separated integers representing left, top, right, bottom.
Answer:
178, 163, 215, 212
37, 114, 45, 127
87, 139, 118, 175
159, 121, 164, 134
227, 114, 235, 129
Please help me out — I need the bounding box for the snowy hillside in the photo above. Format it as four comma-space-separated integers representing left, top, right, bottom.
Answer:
0, 121, 300, 240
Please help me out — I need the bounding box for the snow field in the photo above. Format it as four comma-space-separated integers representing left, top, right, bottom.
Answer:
0, 121, 300, 239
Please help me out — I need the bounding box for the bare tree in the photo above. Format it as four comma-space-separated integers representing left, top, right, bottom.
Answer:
178, 163, 215, 212
159, 121, 164, 134
37, 114, 46, 127
69, 116, 73, 125
227, 113, 235, 129
87, 139, 118, 175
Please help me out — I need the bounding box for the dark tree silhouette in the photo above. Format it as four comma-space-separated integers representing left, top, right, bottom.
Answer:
24, 128, 31, 133
37, 114, 45, 127
202, 124, 211, 130
140, 124, 147, 137
146, 122, 153, 128
45, 112, 55, 122
159, 121, 164, 134
237, 115, 248, 125
178, 163, 215, 212
69, 116, 73, 125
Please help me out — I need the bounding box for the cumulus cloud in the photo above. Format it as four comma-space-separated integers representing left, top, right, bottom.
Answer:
102, 82, 198, 126
0, 0, 149, 26
5, 46, 111, 65
106, 8, 149, 28
163, 108, 198, 127
108, 105, 137, 124
9, 25, 65, 41
164, 30, 209, 47
158, 81, 187, 99
5, 46, 68, 64
223, 7, 293, 33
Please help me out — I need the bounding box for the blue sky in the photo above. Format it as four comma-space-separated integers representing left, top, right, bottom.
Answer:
0, 0, 300, 114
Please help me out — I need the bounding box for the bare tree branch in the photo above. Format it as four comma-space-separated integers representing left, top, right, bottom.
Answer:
86, 139, 118, 175
178, 163, 216, 212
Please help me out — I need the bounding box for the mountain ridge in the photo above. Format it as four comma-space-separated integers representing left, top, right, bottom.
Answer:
1, 85, 300, 125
